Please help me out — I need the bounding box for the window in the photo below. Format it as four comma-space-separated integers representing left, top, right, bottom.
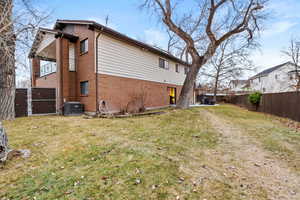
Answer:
69, 43, 76, 71
80, 81, 89, 96
275, 74, 278, 79
159, 58, 169, 69
80, 39, 88, 54
184, 66, 189, 75
175, 64, 179, 73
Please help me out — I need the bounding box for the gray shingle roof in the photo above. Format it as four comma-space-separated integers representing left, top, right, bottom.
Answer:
250, 62, 292, 79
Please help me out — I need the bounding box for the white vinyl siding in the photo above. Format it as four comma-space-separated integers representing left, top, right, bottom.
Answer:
96, 34, 186, 85
69, 43, 76, 71
249, 63, 296, 93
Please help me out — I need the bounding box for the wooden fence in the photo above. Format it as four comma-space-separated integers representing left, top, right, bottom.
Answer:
31, 88, 56, 115
228, 92, 300, 122
15, 89, 28, 117
15, 88, 56, 117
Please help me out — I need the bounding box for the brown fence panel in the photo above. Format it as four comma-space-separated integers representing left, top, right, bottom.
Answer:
229, 92, 300, 122
32, 88, 56, 114
15, 89, 28, 117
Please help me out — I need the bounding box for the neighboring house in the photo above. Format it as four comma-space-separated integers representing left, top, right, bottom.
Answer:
29, 19, 191, 113
249, 62, 297, 93
229, 80, 250, 93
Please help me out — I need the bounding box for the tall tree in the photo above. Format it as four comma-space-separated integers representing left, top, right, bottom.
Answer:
0, 0, 15, 120
282, 38, 300, 92
0, 0, 50, 120
141, 0, 267, 108
202, 36, 255, 102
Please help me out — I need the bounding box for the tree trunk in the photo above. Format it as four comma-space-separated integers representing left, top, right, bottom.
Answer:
177, 62, 200, 109
213, 73, 219, 103
0, 122, 9, 162
0, 0, 16, 121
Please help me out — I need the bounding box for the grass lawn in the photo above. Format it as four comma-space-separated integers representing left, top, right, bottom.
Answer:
1, 105, 299, 200
205, 105, 300, 172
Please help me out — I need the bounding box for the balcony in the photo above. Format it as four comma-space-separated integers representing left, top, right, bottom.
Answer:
40, 61, 57, 77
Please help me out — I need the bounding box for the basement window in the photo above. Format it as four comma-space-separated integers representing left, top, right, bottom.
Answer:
159, 58, 169, 69
80, 81, 89, 96
80, 39, 88, 55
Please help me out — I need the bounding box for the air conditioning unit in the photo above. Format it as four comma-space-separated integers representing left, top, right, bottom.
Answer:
63, 102, 84, 116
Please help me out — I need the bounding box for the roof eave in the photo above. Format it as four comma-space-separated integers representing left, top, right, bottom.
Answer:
28, 28, 78, 58
53, 19, 190, 66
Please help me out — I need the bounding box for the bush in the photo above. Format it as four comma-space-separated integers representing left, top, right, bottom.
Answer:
248, 92, 262, 106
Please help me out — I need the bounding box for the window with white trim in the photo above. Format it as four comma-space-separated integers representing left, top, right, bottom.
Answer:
69, 43, 76, 71
159, 58, 169, 69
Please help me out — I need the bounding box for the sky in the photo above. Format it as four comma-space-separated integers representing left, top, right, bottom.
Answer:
32, 0, 300, 78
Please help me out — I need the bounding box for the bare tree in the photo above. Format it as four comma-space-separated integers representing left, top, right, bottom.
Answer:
166, 28, 179, 53
0, 0, 15, 121
0, 0, 50, 120
282, 38, 300, 92
141, 0, 267, 108
202, 36, 255, 102
0, 0, 50, 161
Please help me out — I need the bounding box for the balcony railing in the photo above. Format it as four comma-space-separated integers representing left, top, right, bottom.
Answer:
40, 62, 57, 77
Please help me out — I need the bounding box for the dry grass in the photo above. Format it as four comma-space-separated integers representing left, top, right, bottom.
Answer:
1, 108, 220, 200
1, 105, 299, 200
205, 104, 300, 173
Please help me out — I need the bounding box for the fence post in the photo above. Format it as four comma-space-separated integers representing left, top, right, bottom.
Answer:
28, 87, 32, 116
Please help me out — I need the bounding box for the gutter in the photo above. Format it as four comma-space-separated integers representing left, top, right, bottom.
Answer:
95, 27, 104, 114
59, 34, 64, 114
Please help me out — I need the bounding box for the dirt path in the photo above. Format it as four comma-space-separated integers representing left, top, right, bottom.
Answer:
200, 109, 300, 200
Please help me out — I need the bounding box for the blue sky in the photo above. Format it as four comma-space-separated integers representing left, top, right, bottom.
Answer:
36, 0, 300, 77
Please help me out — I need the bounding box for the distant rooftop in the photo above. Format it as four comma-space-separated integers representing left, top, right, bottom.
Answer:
250, 62, 292, 79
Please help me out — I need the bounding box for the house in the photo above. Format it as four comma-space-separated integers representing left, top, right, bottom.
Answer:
248, 62, 297, 93
228, 80, 250, 93
29, 20, 191, 114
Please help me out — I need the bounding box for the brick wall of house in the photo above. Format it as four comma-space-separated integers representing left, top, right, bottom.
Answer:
97, 74, 183, 112
72, 25, 97, 112
36, 73, 57, 88
33, 23, 192, 113
31, 58, 40, 87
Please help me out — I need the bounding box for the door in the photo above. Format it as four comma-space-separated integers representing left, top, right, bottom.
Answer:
169, 87, 176, 105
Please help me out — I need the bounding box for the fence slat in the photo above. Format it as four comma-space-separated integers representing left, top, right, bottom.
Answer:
229, 92, 300, 122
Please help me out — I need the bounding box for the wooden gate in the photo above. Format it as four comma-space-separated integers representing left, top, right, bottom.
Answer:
31, 88, 56, 114
15, 89, 28, 117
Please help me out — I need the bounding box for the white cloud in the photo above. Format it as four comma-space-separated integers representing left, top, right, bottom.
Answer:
268, 0, 300, 19
143, 29, 167, 48
250, 49, 288, 75
262, 21, 297, 37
